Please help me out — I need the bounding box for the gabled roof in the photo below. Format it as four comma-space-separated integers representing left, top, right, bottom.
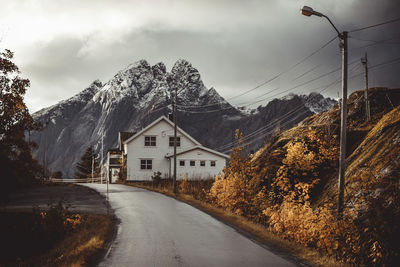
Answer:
123, 116, 201, 146
165, 145, 230, 159
120, 131, 136, 142
119, 131, 136, 150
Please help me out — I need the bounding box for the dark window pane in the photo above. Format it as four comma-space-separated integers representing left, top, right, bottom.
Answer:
145, 136, 156, 146
180, 160, 185, 166
169, 137, 181, 147
200, 161, 205, 166
211, 161, 216, 167
190, 160, 195, 166
140, 159, 152, 170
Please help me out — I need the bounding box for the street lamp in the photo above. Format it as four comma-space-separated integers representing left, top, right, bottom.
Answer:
300, 6, 348, 216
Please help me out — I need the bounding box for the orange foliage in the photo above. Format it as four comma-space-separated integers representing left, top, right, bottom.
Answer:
209, 130, 266, 220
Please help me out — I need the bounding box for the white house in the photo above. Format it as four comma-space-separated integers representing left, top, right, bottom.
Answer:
106, 149, 122, 183
105, 131, 135, 183
123, 116, 229, 181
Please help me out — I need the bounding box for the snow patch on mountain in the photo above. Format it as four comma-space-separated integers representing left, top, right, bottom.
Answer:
31, 59, 336, 178
303, 92, 337, 114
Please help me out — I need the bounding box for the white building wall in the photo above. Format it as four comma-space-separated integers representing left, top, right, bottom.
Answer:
126, 120, 197, 181
172, 149, 226, 180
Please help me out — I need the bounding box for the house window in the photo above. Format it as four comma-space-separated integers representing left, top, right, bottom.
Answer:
200, 161, 205, 167
180, 160, 185, 166
190, 160, 195, 166
144, 136, 156, 146
169, 137, 181, 147
140, 159, 152, 170
210, 161, 216, 167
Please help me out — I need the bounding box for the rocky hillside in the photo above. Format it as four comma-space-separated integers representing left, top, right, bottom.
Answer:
251, 87, 400, 208
31, 59, 335, 178
243, 87, 400, 264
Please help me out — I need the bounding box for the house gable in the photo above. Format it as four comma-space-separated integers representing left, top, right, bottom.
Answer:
123, 116, 201, 146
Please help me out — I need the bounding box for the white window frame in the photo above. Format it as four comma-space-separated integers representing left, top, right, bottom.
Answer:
144, 136, 156, 147
140, 159, 153, 170
169, 136, 181, 147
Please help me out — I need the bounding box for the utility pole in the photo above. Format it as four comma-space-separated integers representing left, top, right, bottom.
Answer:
361, 52, 370, 121
300, 5, 349, 216
173, 85, 177, 194
91, 155, 94, 183
101, 133, 104, 184
337, 31, 348, 215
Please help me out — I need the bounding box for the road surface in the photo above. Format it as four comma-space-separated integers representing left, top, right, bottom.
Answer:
0, 184, 108, 214
84, 183, 297, 267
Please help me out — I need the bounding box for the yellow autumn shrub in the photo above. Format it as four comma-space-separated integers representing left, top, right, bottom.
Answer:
209, 130, 266, 219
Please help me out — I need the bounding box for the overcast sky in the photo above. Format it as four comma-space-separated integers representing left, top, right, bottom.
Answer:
1, 0, 400, 113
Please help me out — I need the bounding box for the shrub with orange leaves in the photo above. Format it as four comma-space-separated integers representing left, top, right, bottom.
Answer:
209, 130, 266, 220
64, 214, 83, 230
179, 176, 190, 194
272, 131, 338, 201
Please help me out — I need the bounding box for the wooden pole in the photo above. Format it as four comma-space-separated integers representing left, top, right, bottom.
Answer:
173, 85, 177, 193
361, 52, 370, 121
338, 31, 348, 215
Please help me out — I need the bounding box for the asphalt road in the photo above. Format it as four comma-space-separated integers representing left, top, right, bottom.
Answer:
0, 184, 108, 214
84, 183, 296, 267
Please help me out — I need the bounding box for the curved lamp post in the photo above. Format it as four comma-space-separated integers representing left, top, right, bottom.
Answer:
300, 6, 348, 216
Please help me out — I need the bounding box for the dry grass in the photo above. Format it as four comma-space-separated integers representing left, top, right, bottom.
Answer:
37, 214, 114, 267
0, 213, 114, 267
130, 182, 344, 266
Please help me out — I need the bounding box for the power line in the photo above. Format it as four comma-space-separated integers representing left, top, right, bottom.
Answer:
227, 36, 338, 101
292, 64, 321, 81
217, 106, 313, 152
217, 62, 365, 153
349, 35, 400, 44
176, 35, 338, 110
349, 17, 400, 33
178, 59, 358, 114
217, 74, 344, 152
349, 36, 400, 50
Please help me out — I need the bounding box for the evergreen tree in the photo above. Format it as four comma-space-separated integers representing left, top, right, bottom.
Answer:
0, 49, 41, 197
74, 147, 98, 179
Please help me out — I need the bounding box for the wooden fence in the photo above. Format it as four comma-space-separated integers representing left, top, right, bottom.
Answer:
50, 177, 105, 183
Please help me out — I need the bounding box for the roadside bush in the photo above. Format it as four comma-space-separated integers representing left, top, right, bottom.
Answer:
209, 130, 266, 221
32, 201, 83, 244
1, 201, 83, 264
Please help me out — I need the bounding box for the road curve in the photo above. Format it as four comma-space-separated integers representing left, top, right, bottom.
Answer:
83, 183, 296, 267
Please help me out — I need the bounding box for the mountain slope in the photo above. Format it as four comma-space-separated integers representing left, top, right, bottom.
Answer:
31, 59, 335, 177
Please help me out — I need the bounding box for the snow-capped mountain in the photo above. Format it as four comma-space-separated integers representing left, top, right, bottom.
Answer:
31, 59, 336, 177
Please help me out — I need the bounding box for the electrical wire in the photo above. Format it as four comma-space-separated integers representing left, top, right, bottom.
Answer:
176, 36, 338, 109
178, 59, 358, 114
227, 36, 338, 101
217, 62, 364, 153
217, 74, 344, 152
350, 36, 400, 50
349, 17, 400, 33
292, 64, 321, 81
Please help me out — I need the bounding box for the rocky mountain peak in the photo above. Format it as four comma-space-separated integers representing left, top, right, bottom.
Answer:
90, 79, 103, 88
152, 62, 167, 80
303, 92, 337, 114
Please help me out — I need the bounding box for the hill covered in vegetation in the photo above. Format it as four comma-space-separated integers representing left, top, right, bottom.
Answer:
128, 87, 400, 265
210, 87, 400, 265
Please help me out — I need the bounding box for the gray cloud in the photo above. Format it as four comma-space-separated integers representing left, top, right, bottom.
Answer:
1, 0, 398, 112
